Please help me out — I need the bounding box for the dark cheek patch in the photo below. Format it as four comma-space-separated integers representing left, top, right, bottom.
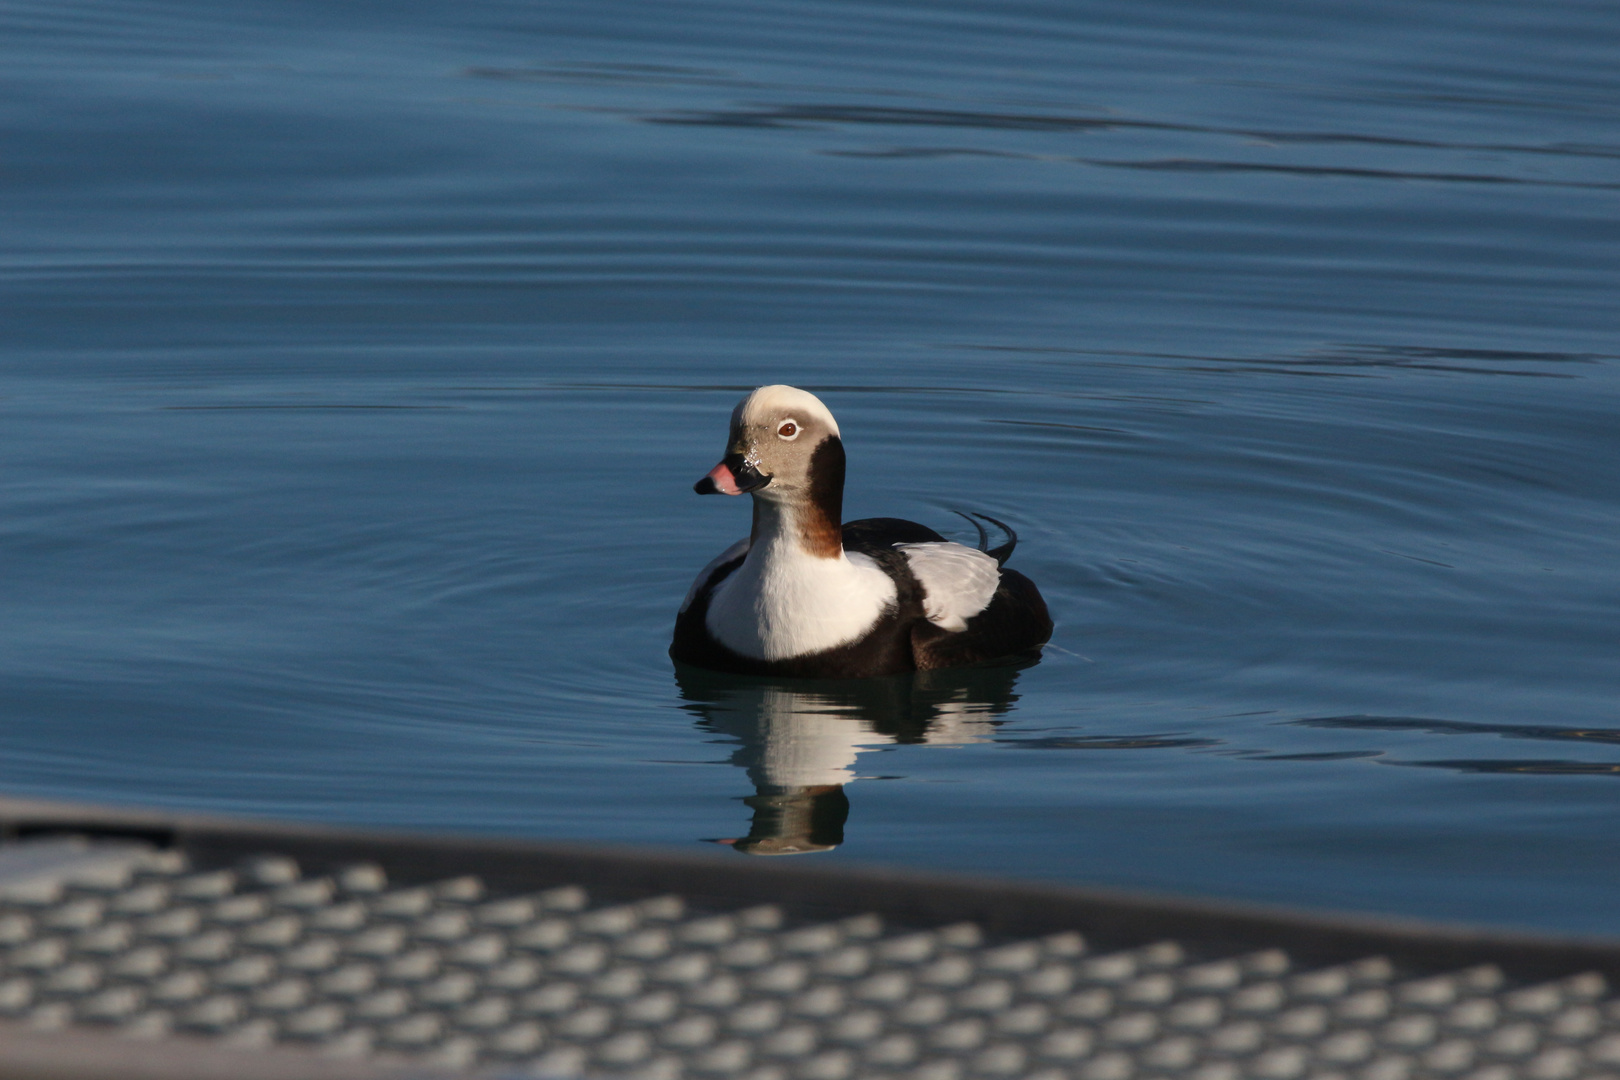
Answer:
799, 436, 846, 558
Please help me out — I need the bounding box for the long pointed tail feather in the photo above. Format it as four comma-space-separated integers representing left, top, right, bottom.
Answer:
954, 511, 1018, 567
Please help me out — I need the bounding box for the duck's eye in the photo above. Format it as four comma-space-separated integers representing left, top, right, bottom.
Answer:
777, 421, 799, 440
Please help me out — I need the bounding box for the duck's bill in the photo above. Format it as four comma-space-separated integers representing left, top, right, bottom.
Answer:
694, 456, 771, 495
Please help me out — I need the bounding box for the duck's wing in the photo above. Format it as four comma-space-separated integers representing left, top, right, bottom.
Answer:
896, 541, 1002, 632
910, 567, 1053, 670
842, 514, 1052, 670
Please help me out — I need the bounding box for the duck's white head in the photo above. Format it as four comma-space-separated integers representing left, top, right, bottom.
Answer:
694, 385, 845, 555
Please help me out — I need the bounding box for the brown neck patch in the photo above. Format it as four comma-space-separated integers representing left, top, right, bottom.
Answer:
798, 436, 845, 558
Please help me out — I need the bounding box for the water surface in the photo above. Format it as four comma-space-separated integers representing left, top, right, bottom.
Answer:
3, 0, 1619, 933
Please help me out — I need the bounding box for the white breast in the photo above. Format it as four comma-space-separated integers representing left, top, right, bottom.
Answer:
705, 540, 897, 661
897, 542, 1001, 632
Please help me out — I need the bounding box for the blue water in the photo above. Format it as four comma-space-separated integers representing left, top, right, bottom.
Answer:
4, 0, 1619, 932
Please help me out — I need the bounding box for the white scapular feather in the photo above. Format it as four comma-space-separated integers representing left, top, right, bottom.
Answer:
897, 542, 1001, 632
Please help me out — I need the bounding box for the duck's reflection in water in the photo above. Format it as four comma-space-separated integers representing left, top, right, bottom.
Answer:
674, 663, 1029, 856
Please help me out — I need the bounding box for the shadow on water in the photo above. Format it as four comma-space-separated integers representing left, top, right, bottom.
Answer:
673, 663, 1031, 857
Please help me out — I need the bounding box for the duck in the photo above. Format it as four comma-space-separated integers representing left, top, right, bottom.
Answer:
671, 385, 1053, 678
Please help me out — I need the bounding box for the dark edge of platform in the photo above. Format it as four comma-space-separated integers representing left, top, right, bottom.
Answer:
4, 792, 1619, 988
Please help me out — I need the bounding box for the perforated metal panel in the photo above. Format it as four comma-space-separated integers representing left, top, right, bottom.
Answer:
4, 832, 1620, 1080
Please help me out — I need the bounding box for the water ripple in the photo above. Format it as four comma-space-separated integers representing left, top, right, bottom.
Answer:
998, 735, 1222, 750
646, 103, 1620, 161
1396, 760, 1620, 777
1292, 716, 1620, 747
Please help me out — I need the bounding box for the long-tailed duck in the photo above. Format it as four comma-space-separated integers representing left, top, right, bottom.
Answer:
671, 385, 1052, 677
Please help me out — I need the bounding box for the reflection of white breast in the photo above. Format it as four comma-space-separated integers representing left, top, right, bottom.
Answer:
920, 690, 998, 746
754, 689, 895, 788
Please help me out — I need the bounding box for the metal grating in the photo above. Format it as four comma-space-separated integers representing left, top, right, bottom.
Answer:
5, 835, 1620, 1080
